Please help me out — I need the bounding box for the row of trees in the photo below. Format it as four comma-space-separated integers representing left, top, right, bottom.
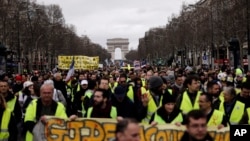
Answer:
127, 0, 249, 67
0, 0, 110, 71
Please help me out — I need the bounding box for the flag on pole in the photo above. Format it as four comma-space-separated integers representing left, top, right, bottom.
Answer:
65, 57, 74, 82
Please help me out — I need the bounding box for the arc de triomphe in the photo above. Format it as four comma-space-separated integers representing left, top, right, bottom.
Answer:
107, 38, 129, 61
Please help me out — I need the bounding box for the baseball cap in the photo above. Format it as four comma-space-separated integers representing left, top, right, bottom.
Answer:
81, 80, 88, 85
23, 81, 33, 88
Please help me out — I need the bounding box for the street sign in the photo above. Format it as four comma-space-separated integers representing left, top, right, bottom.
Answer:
202, 55, 207, 60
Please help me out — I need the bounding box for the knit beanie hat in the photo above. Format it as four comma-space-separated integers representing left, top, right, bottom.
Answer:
162, 94, 176, 104
149, 76, 163, 89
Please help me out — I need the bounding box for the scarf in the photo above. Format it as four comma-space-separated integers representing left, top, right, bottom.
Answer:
91, 102, 112, 118
174, 82, 183, 89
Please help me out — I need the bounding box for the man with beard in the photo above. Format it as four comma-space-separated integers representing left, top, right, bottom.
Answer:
206, 81, 223, 110
86, 88, 117, 119
176, 75, 201, 115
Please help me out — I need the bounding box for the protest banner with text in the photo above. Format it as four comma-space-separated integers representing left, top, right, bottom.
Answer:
33, 117, 230, 141
58, 56, 99, 70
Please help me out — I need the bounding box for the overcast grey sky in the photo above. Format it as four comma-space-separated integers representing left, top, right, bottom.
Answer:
36, 0, 198, 50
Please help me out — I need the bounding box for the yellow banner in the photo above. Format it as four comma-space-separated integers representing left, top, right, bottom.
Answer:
58, 56, 99, 70
41, 117, 230, 141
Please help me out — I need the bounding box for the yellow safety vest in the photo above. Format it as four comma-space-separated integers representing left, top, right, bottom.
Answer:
180, 91, 201, 114
86, 106, 117, 119
0, 108, 11, 140
6, 97, 17, 112
140, 87, 172, 124
109, 82, 118, 93
153, 111, 183, 124
217, 92, 225, 111
127, 85, 134, 102
141, 79, 146, 87
25, 99, 68, 141
207, 109, 224, 126
235, 88, 241, 95
80, 90, 93, 117
247, 108, 250, 125
220, 101, 245, 125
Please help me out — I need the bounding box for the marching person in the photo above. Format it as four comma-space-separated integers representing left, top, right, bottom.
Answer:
0, 80, 22, 123
198, 93, 228, 129
0, 94, 17, 141
176, 75, 201, 115
180, 110, 213, 141
150, 94, 184, 125
23, 83, 69, 141
220, 86, 245, 125
86, 88, 117, 119
110, 118, 140, 141
111, 86, 138, 119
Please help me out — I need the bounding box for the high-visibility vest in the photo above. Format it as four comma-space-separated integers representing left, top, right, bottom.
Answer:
247, 108, 250, 125
0, 108, 11, 140
6, 97, 17, 112
141, 88, 172, 124
80, 90, 94, 117
235, 88, 241, 95
141, 79, 146, 87
24, 99, 68, 141
153, 111, 183, 124
180, 91, 201, 114
217, 92, 225, 111
127, 86, 134, 102
76, 84, 81, 92
109, 82, 118, 93
86, 106, 117, 119
207, 109, 224, 126
220, 101, 245, 125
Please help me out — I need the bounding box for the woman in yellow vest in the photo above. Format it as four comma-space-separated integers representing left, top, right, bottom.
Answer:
150, 94, 183, 125
0, 94, 17, 141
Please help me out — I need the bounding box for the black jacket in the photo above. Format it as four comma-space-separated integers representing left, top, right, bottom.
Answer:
111, 95, 138, 119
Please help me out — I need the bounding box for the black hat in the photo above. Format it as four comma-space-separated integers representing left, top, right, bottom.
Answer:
149, 76, 163, 89
162, 94, 176, 104
114, 86, 126, 98
31, 76, 38, 82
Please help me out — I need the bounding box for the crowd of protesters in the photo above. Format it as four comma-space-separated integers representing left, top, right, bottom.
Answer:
0, 65, 250, 141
